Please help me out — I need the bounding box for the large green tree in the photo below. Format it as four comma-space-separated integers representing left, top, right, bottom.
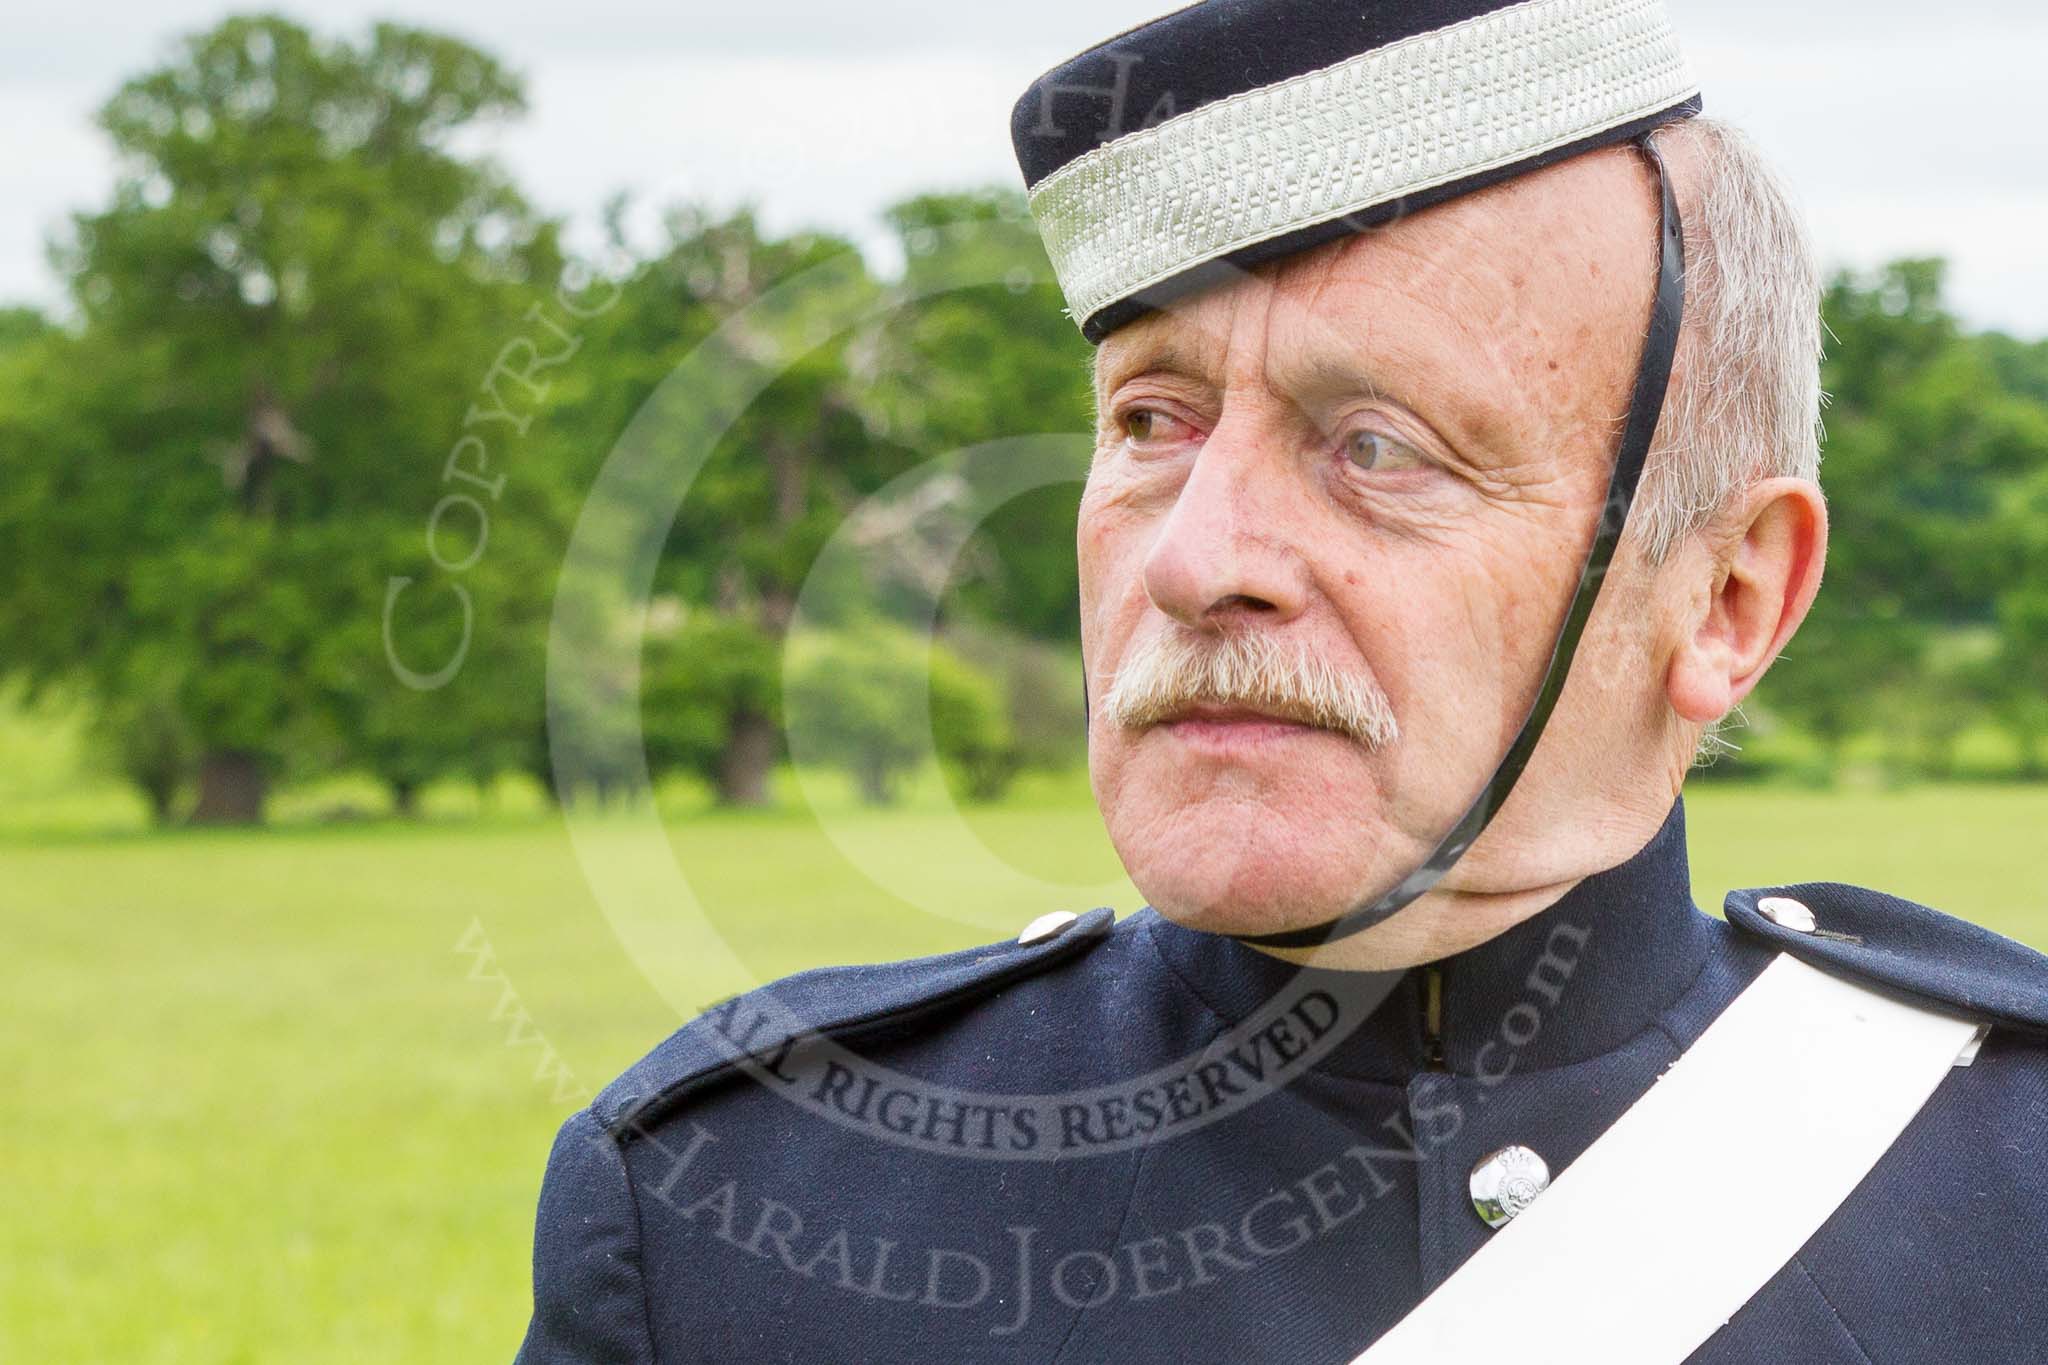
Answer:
2, 16, 565, 821
1986, 468, 2048, 776
865, 190, 1096, 642
544, 206, 913, 805
1758, 261, 2048, 778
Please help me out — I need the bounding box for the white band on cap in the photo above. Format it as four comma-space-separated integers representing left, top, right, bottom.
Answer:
1028, 0, 1698, 332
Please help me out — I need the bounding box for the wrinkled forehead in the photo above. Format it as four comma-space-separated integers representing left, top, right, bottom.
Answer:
1093, 149, 1660, 414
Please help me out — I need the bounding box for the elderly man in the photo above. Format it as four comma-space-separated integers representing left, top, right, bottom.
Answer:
517, 2, 2048, 1361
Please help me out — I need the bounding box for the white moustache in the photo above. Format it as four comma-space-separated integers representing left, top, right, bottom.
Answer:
1100, 630, 1400, 749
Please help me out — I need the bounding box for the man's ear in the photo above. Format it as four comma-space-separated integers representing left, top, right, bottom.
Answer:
1665, 478, 1828, 726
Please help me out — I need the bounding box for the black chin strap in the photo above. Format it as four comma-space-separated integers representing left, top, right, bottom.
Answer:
1237, 136, 1688, 952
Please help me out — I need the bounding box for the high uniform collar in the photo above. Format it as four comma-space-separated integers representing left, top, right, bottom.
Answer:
1141, 799, 1712, 1081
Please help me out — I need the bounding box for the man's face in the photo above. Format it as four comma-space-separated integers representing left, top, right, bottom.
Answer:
1078, 149, 1674, 938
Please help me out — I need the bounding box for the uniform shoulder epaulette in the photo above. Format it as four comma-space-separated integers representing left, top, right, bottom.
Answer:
1725, 883, 2048, 1039
590, 907, 1115, 1138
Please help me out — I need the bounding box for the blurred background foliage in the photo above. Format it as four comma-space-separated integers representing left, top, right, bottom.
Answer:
0, 11, 2044, 835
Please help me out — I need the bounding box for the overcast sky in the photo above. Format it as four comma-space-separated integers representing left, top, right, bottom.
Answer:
5, 2, 2045, 335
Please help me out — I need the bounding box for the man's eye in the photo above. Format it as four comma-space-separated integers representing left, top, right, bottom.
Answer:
1122, 409, 1184, 445
1122, 409, 1196, 446
1343, 428, 1424, 472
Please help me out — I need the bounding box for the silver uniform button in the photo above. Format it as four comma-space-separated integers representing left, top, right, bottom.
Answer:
1017, 911, 1079, 945
1470, 1145, 1551, 1230
1757, 896, 1818, 934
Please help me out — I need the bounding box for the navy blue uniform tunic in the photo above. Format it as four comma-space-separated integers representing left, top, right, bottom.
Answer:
516, 802, 2048, 1362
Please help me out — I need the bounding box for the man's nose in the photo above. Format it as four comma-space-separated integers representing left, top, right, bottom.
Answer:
1139, 419, 1309, 630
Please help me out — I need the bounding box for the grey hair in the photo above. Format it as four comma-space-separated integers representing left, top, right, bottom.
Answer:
1634, 116, 1826, 564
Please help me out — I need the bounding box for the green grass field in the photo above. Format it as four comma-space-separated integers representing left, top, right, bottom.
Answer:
5, 776, 2047, 1362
